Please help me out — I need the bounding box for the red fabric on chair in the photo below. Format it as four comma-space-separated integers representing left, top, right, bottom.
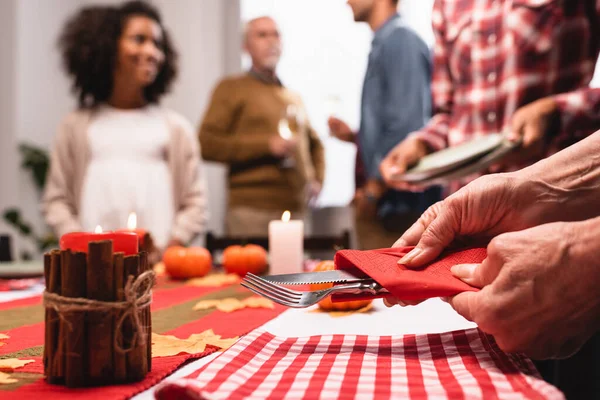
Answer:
332, 247, 485, 301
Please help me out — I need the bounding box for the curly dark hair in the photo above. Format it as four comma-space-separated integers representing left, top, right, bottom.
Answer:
58, 1, 177, 107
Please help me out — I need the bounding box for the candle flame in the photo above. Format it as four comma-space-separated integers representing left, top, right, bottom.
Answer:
94, 225, 103, 233
281, 211, 291, 222
127, 212, 137, 230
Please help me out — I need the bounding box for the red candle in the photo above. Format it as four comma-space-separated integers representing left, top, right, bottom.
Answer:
117, 212, 146, 246
60, 231, 139, 255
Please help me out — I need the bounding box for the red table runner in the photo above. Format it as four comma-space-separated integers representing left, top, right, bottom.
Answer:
155, 328, 564, 400
0, 276, 287, 399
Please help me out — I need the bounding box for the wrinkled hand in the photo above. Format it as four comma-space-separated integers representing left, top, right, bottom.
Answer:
328, 117, 355, 143
394, 173, 564, 268
380, 136, 431, 192
448, 219, 600, 359
498, 97, 559, 168
269, 135, 297, 158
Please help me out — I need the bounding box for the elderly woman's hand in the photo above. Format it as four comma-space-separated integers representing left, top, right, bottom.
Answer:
394, 173, 555, 268
448, 218, 600, 359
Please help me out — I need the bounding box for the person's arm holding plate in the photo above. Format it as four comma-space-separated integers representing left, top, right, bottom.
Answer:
395, 129, 600, 267
502, 89, 600, 168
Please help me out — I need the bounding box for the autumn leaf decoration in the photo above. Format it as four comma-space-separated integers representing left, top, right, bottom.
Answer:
192, 296, 274, 313
0, 372, 17, 385
0, 359, 35, 371
0, 334, 36, 385
186, 274, 240, 287
152, 330, 238, 357
0, 340, 35, 386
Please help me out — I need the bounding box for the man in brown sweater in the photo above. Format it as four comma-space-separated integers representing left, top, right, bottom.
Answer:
199, 16, 325, 236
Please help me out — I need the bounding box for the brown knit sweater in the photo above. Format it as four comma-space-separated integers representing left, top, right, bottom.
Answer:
199, 73, 325, 212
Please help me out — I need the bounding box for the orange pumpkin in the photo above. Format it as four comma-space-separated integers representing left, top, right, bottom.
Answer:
163, 246, 212, 279
222, 244, 267, 276
310, 260, 372, 311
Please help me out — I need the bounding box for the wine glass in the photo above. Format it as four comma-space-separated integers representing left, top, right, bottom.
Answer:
278, 105, 298, 168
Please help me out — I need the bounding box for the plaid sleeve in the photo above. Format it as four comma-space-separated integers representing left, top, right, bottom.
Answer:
411, 0, 452, 151
554, 87, 600, 140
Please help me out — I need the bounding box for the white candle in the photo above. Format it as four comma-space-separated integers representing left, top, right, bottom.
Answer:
268, 211, 304, 275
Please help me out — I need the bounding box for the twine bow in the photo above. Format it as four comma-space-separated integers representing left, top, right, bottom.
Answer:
43, 270, 155, 354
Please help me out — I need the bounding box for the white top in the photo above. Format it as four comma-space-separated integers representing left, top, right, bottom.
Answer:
80, 105, 175, 249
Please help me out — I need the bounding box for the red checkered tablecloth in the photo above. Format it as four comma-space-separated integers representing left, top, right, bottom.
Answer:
156, 328, 564, 399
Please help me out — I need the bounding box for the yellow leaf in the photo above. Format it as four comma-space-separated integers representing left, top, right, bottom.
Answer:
153, 262, 166, 277
207, 337, 239, 351
0, 359, 34, 371
192, 299, 223, 311
152, 331, 238, 358
0, 372, 17, 385
188, 330, 239, 351
216, 298, 245, 313
193, 298, 244, 313
242, 296, 274, 309
192, 297, 274, 313
187, 274, 240, 287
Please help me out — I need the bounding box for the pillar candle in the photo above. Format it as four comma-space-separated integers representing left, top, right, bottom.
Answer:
117, 212, 146, 246
60, 227, 138, 256
268, 211, 303, 275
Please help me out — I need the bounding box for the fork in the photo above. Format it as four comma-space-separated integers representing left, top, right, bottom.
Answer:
241, 273, 387, 308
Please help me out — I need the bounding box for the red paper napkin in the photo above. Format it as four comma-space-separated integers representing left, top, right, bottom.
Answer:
333, 247, 486, 301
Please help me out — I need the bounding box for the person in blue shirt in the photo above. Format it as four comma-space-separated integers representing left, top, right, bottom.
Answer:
329, 0, 441, 250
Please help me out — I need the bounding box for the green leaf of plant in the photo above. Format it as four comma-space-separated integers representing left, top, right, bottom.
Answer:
2, 209, 20, 225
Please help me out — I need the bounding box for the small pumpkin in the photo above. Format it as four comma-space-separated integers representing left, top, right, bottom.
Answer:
163, 246, 212, 279
310, 260, 373, 311
222, 244, 268, 276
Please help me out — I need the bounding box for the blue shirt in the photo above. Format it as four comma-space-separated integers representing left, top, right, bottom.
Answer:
358, 13, 441, 216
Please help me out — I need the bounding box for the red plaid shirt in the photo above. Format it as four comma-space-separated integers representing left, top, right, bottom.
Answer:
414, 0, 600, 190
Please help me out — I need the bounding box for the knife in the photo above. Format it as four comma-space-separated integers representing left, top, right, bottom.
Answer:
261, 270, 371, 285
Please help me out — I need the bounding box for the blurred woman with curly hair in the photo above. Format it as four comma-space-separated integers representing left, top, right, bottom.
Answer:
42, 1, 207, 254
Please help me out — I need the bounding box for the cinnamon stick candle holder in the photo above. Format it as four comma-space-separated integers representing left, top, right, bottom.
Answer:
43, 240, 154, 388
139, 232, 160, 266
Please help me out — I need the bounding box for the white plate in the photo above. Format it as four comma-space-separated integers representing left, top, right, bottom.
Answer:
413, 139, 519, 185
394, 134, 506, 182
0, 260, 45, 278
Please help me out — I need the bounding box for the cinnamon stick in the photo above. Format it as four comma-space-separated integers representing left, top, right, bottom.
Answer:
86, 240, 114, 385
61, 250, 87, 387
46, 250, 63, 384
124, 254, 146, 381
141, 233, 153, 255
142, 232, 158, 266
43, 253, 51, 378
140, 251, 152, 372
113, 252, 127, 382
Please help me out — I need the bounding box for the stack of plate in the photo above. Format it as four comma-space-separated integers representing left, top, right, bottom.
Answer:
392, 133, 520, 185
